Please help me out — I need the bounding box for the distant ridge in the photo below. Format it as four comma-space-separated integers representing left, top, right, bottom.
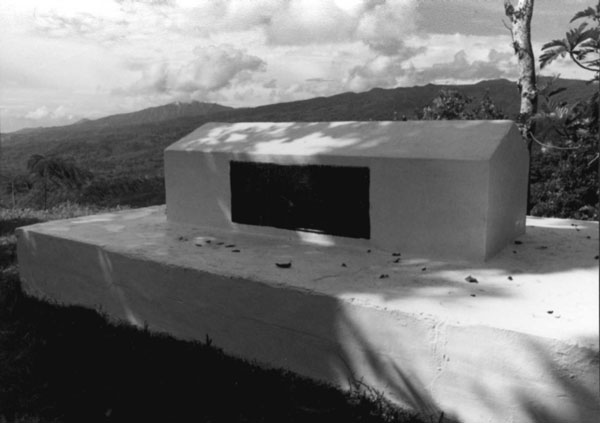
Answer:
70, 101, 234, 130
8, 126, 46, 135
1, 78, 593, 180
209, 76, 588, 123
4, 77, 590, 137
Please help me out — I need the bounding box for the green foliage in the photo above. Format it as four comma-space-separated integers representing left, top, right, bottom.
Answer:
417, 89, 507, 120
530, 140, 598, 220
25, 154, 93, 209
529, 5, 600, 220
80, 175, 165, 208
540, 4, 600, 81
475, 91, 508, 119
417, 85, 598, 220
419, 89, 474, 120
529, 84, 599, 220
0, 202, 127, 223
27, 154, 91, 187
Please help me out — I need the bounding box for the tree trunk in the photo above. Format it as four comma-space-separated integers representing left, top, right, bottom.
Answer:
505, 0, 538, 214
43, 176, 48, 210
11, 178, 15, 208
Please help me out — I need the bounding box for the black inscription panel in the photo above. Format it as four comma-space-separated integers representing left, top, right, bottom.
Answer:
230, 161, 370, 239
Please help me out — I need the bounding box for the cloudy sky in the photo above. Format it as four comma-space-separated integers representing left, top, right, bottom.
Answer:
0, 0, 593, 132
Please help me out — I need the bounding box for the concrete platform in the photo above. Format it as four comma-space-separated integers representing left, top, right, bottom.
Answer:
17, 206, 599, 423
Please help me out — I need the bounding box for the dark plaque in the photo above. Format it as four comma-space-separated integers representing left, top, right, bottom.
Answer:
230, 161, 370, 239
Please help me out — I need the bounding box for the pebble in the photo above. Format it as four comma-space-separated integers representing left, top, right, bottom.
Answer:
194, 236, 217, 246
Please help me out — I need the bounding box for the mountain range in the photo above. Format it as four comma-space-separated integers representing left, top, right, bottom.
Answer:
1, 77, 593, 181
69, 101, 233, 131
6, 101, 233, 136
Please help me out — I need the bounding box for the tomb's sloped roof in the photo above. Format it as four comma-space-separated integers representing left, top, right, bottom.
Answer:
167, 121, 520, 161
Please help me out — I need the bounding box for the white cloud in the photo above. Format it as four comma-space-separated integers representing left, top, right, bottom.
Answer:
25, 106, 51, 120
408, 49, 518, 85
34, 12, 118, 39
179, 45, 265, 91
52, 105, 73, 119
0, 103, 83, 132
259, 0, 417, 49
355, 0, 417, 54
117, 44, 266, 99
24, 104, 76, 120
54, 0, 418, 51
263, 0, 360, 45
0, 0, 593, 133
31, 1, 124, 41
345, 55, 403, 92
30, 0, 180, 46
345, 41, 426, 91
116, 0, 174, 5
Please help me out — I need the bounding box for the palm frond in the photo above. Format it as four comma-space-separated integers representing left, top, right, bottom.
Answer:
26, 154, 45, 172
565, 24, 589, 49
548, 87, 567, 97
570, 6, 598, 23
541, 39, 570, 51
540, 45, 568, 69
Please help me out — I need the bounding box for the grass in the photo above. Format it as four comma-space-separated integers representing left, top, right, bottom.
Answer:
0, 204, 427, 423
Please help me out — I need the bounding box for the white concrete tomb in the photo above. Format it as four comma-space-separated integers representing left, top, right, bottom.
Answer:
165, 121, 528, 260
16, 119, 599, 423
